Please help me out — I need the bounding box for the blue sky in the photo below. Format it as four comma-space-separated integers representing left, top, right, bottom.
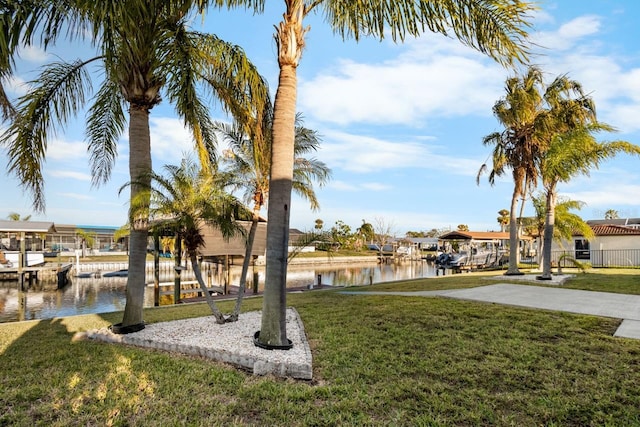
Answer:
2, 1, 640, 235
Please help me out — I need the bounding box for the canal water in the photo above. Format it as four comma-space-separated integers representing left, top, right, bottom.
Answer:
0, 261, 438, 323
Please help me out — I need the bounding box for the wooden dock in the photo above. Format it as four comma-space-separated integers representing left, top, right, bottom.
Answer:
0, 263, 73, 288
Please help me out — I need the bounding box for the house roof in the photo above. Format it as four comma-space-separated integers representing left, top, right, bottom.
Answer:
588, 218, 640, 226
583, 224, 640, 236
0, 220, 56, 233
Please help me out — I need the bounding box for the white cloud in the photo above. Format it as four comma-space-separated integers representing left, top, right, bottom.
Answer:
328, 181, 359, 191
299, 35, 503, 127
49, 170, 92, 181
532, 15, 602, 51
16, 45, 50, 63
149, 117, 195, 162
56, 192, 93, 201
320, 130, 482, 176
46, 138, 87, 161
361, 182, 392, 191
3, 75, 29, 96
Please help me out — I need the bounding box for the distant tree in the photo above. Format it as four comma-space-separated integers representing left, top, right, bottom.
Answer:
314, 219, 324, 231
457, 224, 470, 232
605, 209, 620, 220
358, 220, 375, 244
75, 229, 96, 258
373, 217, 397, 258
425, 228, 449, 238
329, 220, 354, 250
7, 212, 31, 221
497, 209, 510, 232
405, 231, 426, 238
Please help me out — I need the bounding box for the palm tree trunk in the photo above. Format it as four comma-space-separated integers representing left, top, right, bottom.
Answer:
259, 63, 297, 347
506, 183, 522, 275
230, 212, 259, 322
540, 187, 557, 279
121, 106, 152, 328
190, 253, 226, 324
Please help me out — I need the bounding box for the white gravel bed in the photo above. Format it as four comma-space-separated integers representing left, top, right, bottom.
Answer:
77, 308, 312, 379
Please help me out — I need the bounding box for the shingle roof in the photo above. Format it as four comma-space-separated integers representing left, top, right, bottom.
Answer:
588, 224, 640, 236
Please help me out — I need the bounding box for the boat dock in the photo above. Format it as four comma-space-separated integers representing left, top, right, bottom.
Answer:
0, 263, 73, 289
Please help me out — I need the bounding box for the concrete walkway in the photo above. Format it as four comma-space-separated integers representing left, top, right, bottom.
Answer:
341, 275, 640, 340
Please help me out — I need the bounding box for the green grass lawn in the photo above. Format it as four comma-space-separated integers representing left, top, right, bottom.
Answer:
2, 270, 640, 425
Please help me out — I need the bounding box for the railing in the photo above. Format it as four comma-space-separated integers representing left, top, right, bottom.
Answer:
550, 249, 640, 268
74, 260, 226, 282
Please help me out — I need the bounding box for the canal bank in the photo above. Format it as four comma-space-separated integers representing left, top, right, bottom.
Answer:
0, 258, 437, 323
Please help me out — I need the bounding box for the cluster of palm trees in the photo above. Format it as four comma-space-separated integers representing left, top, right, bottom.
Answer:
479, 67, 640, 278
2, 0, 537, 347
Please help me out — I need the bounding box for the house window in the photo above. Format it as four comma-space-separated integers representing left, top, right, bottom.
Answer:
575, 239, 590, 260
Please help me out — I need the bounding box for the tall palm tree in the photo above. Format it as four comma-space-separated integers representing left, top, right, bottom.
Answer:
126, 158, 249, 324
3, 1, 269, 331
478, 67, 596, 275
537, 124, 640, 279
255, 0, 535, 348
217, 112, 330, 321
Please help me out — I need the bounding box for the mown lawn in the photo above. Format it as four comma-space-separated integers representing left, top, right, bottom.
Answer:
2, 271, 640, 425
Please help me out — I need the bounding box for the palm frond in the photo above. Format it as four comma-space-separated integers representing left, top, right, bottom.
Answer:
86, 75, 125, 186
322, 0, 533, 66
5, 57, 99, 211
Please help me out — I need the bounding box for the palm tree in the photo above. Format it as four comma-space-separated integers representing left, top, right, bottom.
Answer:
497, 209, 510, 232
3, 1, 269, 331
537, 124, 640, 279
217, 112, 330, 321
530, 193, 593, 268
75, 229, 96, 258
478, 67, 596, 275
126, 158, 249, 324
256, 0, 535, 348
605, 209, 620, 220
6, 212, 32, 221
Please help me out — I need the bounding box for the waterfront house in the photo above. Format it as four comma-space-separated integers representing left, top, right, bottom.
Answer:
550, 218, 640, 267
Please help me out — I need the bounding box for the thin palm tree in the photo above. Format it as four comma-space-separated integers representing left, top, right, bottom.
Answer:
530, 193, 593, 268
255, 0, 535, 348
75, 229, 96, 258
478, 67, 596, 275
126, 158, 249, 324
537, 124, 640, 279
3, 1, 269, 331
217, 112, 330, 321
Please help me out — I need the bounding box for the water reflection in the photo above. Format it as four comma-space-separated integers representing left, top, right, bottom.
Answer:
0, 261, 437, 323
